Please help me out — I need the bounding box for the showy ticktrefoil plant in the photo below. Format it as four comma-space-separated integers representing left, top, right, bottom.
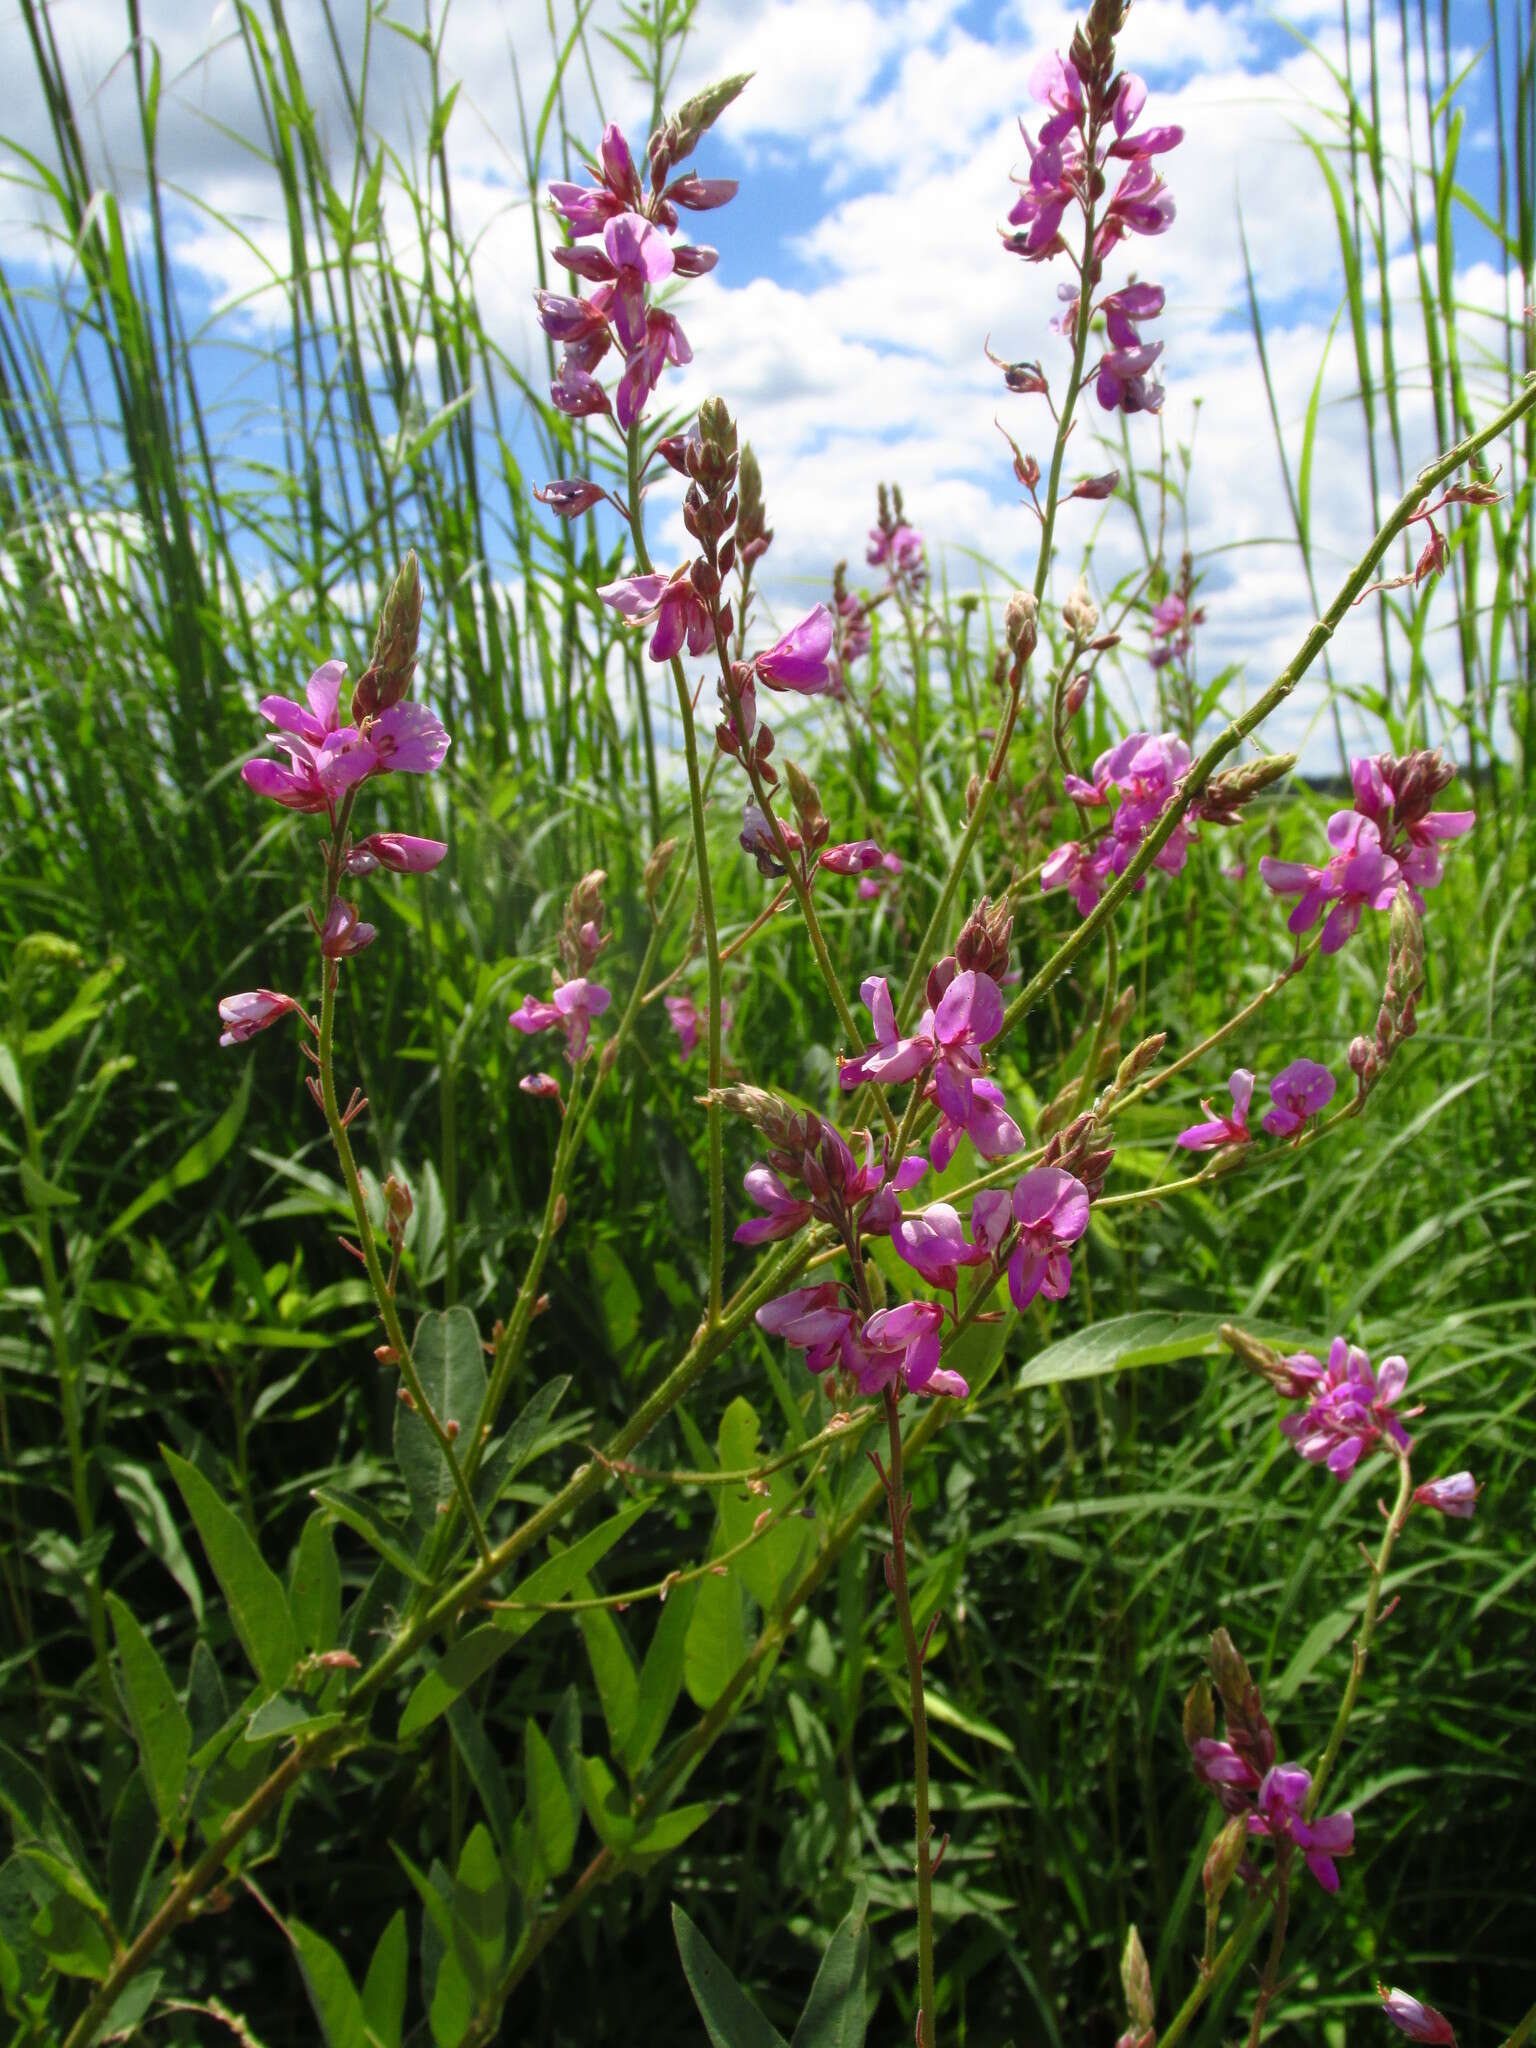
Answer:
48, 16, 1536, 2048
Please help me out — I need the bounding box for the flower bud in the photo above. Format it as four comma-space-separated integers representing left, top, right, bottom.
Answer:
644, 837, 679, 904
353, 550, 423, 721
784, 759, 829, 850
965, 773, 982, 816
1113, 1032, 1166, 1091
955, 896, 1015, 982
1203, 1814, 1247, 1913
1183, 1676, 1215, 1749
1003, 591, 1038, 662
1348, 1035, 1374, 1077
1064, 672, 1089, 717
1061, 575, 1099, 638
1120, 1926, 1154, 2033
552, 1193, 568, 1233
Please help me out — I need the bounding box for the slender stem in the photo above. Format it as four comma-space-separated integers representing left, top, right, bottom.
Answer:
1156, 1885, 1275, 2048
626, 422, 726, 1320
1074, 918, 1119, 1114
1115, 942, 1318, 1114
1305, 1445, 1415, 1817
883, 1384, 938, 2048
1244, 1849, 1292, 2048
1499, 1999, 1536, 2048
317, 966, 492, 1565
999, 378, 1536, 1048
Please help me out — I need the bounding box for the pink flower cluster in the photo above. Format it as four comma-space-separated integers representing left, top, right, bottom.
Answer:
1259, 751, 1473, 954
242, 660, 450, 819
1004, 52, 1180, 418
839, 970, 1025, 1174
1176, 1059, 1336, 1150
510, 978, 612, 1066
1041, 730, 1198, 914
1274, 1336, 1414, 1477
539, 125, 732, 431
664, 992, 733, 1060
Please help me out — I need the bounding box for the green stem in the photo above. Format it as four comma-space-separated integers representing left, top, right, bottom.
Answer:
317, 965, 493, 1565
884, 1384, 938, 2048
626, 421, 726, 1320
1498, 1999, 1536, 2048
1305, 1445, 1415, 1818
999, 378, 1536, 1048
1244, 1849, 1291, 2048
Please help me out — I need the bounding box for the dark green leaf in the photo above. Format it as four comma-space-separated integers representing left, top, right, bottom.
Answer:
163, 1449, 298, 1693
672, 1903, 789, 2048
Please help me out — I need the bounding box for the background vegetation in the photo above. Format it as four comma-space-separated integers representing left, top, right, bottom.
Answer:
1, 0, 1532, 2042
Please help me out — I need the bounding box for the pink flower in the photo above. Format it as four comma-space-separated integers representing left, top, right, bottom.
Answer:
510, 977, 612, 1064
1413, 1471, 1478, 1519
819, 840, 885, 876
1348, 753, 1474, 903
923, 969, 1007, 1137
548, 123, 637, 237
856, 850, 904, 903
519, 1072, 562, 1102
1261, 1057, 1335, 1138
602, 209, 674, 351
1247, 1765, 1354, 1893
320, 897, 377, 958
756, 1285, 857, 1377
840, 975, 935, 1090
1008, 1167, 1090, 1308
866, 523, 926, 580
1259, 812, 1401, 953
217, 989, 304, 1047
928, 1074, 1024, 1172
1096, 158, 1177, 258
892, 1202, 989, 1293
1278, 1336, 1412, 1476
1095, 340, 1164, 415
243, 661, 375, 813
755, 604, 836, 694
1041, 839, 1113, 917
344, 832, 448, 876
615, 307, 692, 429
534, 477, 609, 519
858, 1301, 965, 1398
1177, 1068, 1254, 1151
1106, 75, 1184, 159
1379, 1988, 1458, 2044
665, 992, 732, 1060
734, 1165, 815, 1246
364, 702, 451, 776
598, 566, 715, 662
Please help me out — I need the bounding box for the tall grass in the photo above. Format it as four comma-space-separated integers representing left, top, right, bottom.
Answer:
0, 1, 1533, 2043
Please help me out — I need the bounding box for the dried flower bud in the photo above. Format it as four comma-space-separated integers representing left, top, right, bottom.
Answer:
1064, 672, 1089, 717
552, 1193, 568, 1233
1061, 575, 1099, 638
353, 550, 422, 721
1183, 1675, 1215, 1749
644, 837, 680, 904
965, 773, 983, 817
1220, 1323, 1286, 1386
784, 759, 830, 850
737, 442, 773, 566
1348, 1035, 1374, 1078
649, 72, 750, 176
1196, 752, 1297, 825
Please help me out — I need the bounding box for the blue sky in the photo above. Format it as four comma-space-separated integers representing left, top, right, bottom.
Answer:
2, 0, 1525, 768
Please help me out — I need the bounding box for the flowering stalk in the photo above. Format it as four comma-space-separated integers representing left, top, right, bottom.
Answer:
626, 419, 728, 1319
999, 376, 1536, 1046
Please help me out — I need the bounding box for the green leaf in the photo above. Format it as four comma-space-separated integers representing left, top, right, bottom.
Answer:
247, 1692, 340, 1743
290, 1917, 367, 2048
578, 1755, 634, 1851
524, 1719, 578, 1882
1016, 1312, 1223, 1389
394, 1308, 488, 1531
105, 1595, 189, 1838
683, 1560, 748, 1710
576, 1597, 639, 1759
623, 1579, 698, 1774
790, 1884, 869, 2048
163, 1448, 298, 1693
312, 1485, 430, 1585
473, 1375, 571, 1515
717, 1399, 810, 1613
100, 1453, 205, 1620
362, 1909, 408, 2048
396, 1501, 648, 1737
633, 1799, 714, 1856
672, 1903, 789, 2048
451, 1825, 508, 1997
447, 1702, 517, 1857
105, 1066, 251, 1241
428, 1946, 474, 2048
289, 1510, 342, 1655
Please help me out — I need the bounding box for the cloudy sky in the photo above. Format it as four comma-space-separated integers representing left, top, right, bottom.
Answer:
4, 0, 1522, 767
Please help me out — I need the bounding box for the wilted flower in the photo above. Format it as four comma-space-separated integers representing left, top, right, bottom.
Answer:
1177, 1068, 1254, 1151
344, 832, 448, 876
1247, 1765, 1354, 1893
217, 989, 305, 1047
1261, 1057, 1335, 1137
819, 840, 886, 876
319, 897, 377, 959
